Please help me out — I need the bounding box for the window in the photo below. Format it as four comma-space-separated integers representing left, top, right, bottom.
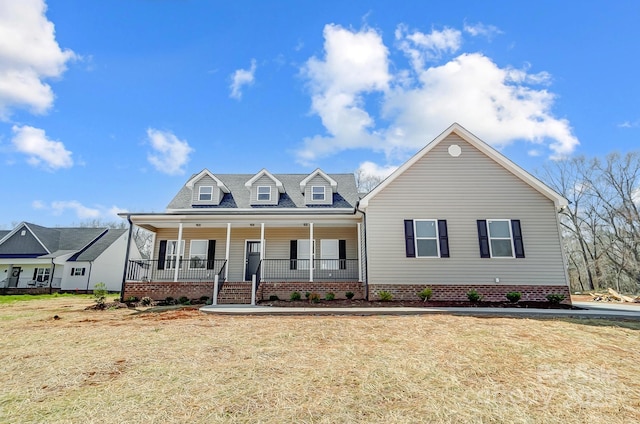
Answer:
198, 186, 213, 201
165, 240, 185, 269
404, 220, 449, 258
71, 267, 85, 276
257, 186, 271, 201
34, 268, 50, 282
189, 240, 208, 268
477, 219, 525, 258
312, 186, 325, 201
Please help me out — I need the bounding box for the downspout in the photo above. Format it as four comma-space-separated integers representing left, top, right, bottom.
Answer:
355, 202, 368, 301
49, 259, 55, 294
85, 261, 93, 293
119, 214, 134, 302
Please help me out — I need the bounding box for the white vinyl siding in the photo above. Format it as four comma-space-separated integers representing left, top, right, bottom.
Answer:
192, 175, 223, 205
304, 175, 333, 205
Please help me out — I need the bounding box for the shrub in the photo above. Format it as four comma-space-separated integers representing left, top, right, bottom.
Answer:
546, 293, 566, 304
467, 289, 482, 303
309, 292, 321, 303
378, 291, 393, 302
165, 296, 175, 304
178, 296, 190, 305
345, 291, 355, 300
290, 291, 302, 301
418, 287, 433, 301
125, 296, 138, 303
305, 291, 311, 299
141, 296, 152, 306
505, 291, 522, 303
93, 283, 108, 308
269, 295, 279, 301
325, 292, 335, 301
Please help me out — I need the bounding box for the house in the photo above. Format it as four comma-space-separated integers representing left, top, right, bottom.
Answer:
121, 123, 570, 303
0, 222, 141, 292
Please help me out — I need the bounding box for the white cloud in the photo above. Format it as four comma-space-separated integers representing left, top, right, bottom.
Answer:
229, 59, 256, 99
396, 25, 462, 69
11, 125, 73, 169
50, 200, 101, 219
297, 24, 390, 165
356, 161, 397, 180
146, 128, 193, 175
296, 24, 579, 165
463, 22, 503, 39
618, 120, 639, 128
0, 0, 76, 119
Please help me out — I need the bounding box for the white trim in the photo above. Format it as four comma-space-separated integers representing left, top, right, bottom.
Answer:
309, 222, 314, 282
225, 223, 231, 280
198, 186, 213, 201
244, 168, 285, 193
414, 219, 440, 258
257, 186, 271, 201
311, 186, 326, 201
185, 169, 230, 193
300, 168, 338, 193
359, 123, 568, 209
487, 219, 515, 258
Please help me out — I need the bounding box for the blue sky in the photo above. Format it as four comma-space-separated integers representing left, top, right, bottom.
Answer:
1, 0, 639, 228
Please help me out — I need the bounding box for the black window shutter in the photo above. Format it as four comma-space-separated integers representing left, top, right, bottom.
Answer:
339, 239, 346, 270
71, 268, 75, 275
477, 220, 490, 258
33, 269, 38, 280
158, 240, 167, 270
511, 220, 525, 258
404, 220, 415, 258
437, 220, 450, 258
206, 240, 216, 269
289, 240, 297, 270
81, 268, 86, 276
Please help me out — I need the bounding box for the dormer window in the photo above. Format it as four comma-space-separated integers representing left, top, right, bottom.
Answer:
199, 186, 213, 201
257, 186, 271, 201
312, 186, 325, 201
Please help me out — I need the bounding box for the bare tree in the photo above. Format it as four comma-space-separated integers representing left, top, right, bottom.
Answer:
354, 168, 384, 193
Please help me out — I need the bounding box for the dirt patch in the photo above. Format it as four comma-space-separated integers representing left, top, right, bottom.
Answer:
259, 299, 578, 309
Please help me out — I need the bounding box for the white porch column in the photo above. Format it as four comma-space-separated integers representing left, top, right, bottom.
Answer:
357, 222, 362, 282
260, 223, 265, 261
173, 223, 183, 282
225, 223, 231, 280
309, 222, 314, 282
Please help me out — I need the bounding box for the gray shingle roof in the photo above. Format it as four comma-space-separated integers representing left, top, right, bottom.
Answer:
27, 222, 106, 252
72, 228, 127, 261
167, 173, 359, 210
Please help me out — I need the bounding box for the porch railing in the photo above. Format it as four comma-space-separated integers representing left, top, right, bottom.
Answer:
259, 259, 359, 282
126, 259, 227, 283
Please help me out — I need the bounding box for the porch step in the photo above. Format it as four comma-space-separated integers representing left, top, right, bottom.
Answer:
217, 282, 252, 304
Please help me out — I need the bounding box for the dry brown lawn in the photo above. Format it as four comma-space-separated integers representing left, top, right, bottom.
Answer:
1, 297, 639, 423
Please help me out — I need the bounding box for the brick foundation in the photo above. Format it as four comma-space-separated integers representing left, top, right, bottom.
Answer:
257, 281, 365, 301
368, 284, 572, 303
0, 288, 60, 295
123, 281, 214, 301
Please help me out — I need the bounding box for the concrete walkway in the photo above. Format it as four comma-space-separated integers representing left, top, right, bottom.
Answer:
200, 302, 640, 320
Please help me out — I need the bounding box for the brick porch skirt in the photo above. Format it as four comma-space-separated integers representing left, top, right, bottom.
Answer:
368, 284, 572, 303
123, 281, 571, 303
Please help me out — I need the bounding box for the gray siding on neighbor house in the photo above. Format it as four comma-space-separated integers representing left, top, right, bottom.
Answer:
0, 226, 48, 255
191, 175, 224, 206
250, 175, 279, 206
303, 175, 333, 205
365, 134, 567, 287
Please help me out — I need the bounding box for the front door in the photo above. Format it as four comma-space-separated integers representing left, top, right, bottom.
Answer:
245, 241, 261, 281
8, 266, 21, 288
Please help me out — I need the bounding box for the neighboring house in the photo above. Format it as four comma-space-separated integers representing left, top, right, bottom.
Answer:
0, 222, 141, 292
121, 123, 570, 303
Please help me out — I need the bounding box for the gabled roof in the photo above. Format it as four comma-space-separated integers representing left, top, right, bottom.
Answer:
300, 168, 338, 193
185, 169, 230, 193
359, 123, 568, 209
244, 169, 285, 193
70, 228, 127, 261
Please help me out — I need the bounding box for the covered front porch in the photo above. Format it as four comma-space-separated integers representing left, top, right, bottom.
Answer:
123, 213, 365, 302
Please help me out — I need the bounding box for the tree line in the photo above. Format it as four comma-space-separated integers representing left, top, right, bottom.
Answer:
540, 151, 640, 294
